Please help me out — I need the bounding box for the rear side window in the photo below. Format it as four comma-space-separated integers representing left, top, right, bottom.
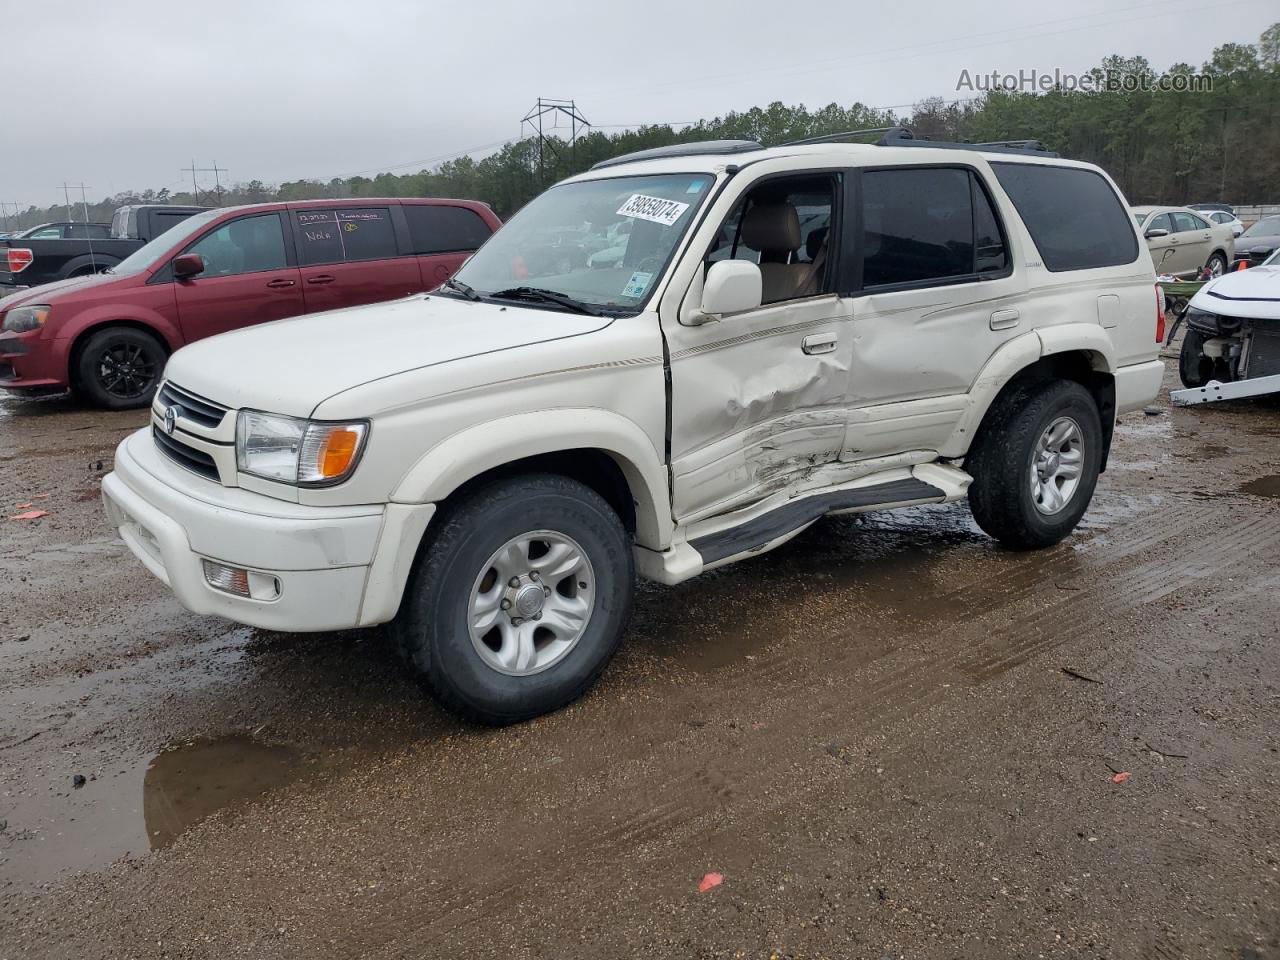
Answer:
403, 204, 493, 254
1173, 211, 1208, 232
66, 223, 109, 239
295, 208, 399, 265
991, 163, 1138, 271
859, 167, 1007, 288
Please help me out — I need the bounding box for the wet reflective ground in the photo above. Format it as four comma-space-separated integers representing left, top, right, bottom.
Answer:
2, 364, 1279, 958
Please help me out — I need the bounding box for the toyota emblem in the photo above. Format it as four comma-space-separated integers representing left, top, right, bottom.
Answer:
164, 405, 182, 436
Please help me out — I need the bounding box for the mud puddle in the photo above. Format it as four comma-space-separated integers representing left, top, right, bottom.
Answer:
1239, 475, 1280, 499
0, 734, 310, 890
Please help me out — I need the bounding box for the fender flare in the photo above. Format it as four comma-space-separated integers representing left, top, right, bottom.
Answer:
939, 326, 1116, 458
391, 408, 673, 548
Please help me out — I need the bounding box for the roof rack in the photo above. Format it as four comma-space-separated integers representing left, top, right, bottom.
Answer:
590, 139, 764, 170
780, 125, 1057, 157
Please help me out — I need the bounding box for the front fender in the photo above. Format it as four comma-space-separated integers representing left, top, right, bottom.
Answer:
391, 408, 673, 549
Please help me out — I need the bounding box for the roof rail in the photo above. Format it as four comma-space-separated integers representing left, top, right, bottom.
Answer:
590, 139, 764, 170
780, 125, 1057, 157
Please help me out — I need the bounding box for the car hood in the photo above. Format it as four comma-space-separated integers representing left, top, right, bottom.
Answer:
0, 271, 126, 310
162, 294, 613, 418
1190, 265, 1280, 320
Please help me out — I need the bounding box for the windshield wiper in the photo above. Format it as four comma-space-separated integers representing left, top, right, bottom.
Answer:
441, 276, 482, 301
488, 286, 603, 316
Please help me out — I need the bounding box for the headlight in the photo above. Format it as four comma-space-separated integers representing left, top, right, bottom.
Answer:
236, 410, 369, 486
2, 305, 50, 333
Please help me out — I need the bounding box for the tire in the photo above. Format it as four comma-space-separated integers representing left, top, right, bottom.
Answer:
966, 380, 1103, 550
1205, 252, 1227, 278
1179, 329, 1213, 388
392, 473, 634, 725
74, 327, 166, 410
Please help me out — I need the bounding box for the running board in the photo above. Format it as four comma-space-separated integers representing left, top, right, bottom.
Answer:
633, 463, 971, 584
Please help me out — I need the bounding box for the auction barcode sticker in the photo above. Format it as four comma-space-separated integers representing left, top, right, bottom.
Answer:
617, 194, 690, 227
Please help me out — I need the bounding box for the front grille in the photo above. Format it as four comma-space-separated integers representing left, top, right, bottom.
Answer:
153, 426, 220, 481
1246, 329, 1280, 379
157, 381, 228, 429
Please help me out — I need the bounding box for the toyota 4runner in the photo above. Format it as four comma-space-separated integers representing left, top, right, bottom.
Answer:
103, 132, 1165, 724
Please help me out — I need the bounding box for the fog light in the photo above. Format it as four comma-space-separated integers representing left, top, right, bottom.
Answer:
203, 560, 250, 597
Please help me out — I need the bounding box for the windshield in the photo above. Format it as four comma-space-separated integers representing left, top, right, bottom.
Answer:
108, 209, 225, 275
1241, 218, 1280, 238
450, 173, 714, 311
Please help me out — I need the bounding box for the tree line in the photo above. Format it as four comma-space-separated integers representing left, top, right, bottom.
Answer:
6, 24, 1277, 233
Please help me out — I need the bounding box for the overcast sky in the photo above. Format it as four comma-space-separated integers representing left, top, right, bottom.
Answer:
4, 0, 1275, 210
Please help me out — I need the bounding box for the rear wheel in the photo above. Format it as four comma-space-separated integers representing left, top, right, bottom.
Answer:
74, 327, 165, 410
392, 473, 634, 725
1205, 252, 1227, 278
966, 380, 1103, 550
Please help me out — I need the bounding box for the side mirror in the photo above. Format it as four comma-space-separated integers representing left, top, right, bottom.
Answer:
172, 253, 205, 279
693, 260, 762, 324
1145, 228, 1169, 239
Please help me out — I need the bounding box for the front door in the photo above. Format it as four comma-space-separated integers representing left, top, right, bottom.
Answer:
173, 212, 303, 342
291, 206, 421, 313
1144, 213, 1180, 274
843, 165, 1025, 459
665, 172, 852, 523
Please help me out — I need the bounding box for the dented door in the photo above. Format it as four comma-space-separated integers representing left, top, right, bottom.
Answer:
665, 291, 854, 522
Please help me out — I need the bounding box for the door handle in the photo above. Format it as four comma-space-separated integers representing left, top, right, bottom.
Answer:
990, 308, 1020, 330
265, 278, 296, 288
801, 333, 837, 355
307, 275, 336, 285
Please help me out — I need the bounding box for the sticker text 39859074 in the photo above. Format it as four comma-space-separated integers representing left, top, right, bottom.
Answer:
616, 194, 691, 227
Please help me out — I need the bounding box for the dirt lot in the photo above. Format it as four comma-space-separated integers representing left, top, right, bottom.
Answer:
1, 360, 1278, 960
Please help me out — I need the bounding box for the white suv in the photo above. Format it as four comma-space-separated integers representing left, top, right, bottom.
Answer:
103, 132, 1164, 724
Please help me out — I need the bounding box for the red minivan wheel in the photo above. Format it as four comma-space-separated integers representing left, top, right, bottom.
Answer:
74, 327, 166, 410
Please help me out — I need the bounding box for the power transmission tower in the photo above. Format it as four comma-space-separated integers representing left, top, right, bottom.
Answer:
521, 98, 590, 186
185, 161, 229, 205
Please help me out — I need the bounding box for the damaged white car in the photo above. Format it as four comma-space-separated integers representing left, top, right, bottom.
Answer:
103, 131, 1164, 723
1173, 258, 1280, 404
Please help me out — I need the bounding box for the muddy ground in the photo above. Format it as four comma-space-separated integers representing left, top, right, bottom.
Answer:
0, 356, 1278, 959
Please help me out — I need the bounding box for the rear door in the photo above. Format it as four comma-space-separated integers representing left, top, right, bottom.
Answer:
401, 202, 496, 289
291, 205, 421, 313
842, 165, 1023, 459
172, 211, 304, 341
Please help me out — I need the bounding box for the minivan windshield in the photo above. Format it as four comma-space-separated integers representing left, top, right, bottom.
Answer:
449, 173, 714, 312
108, 209, 225, 275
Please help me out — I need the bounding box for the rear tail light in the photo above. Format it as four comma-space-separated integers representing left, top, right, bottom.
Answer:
1155, 284, 1166, 344
6, 248, 34, 273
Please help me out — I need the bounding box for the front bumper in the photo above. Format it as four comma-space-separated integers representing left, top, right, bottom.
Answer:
0, 332, 67, 391
103, 428, 435, 631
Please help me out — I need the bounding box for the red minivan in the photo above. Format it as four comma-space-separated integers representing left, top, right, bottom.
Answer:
0, 198, 500, 408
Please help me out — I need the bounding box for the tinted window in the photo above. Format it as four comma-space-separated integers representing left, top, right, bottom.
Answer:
404, 204, 493, 254
151, 210, 197, 239
861, 168, 973, 287
186, 214, 288, 277
66, 223, 110, 239
295, 208, 398, 265
991, 163, 1138, 271
972, 176, 1008, 275
1242, 218, 1280, 237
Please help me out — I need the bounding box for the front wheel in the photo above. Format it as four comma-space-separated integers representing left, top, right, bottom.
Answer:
393, 473, 634, 725
966, 381, 1103, 550
74, 326, 165, 409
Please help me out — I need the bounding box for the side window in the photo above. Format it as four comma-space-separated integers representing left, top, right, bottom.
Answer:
295, 208, 398, 266
1175, 212, 1208, 231
151, 211, 195, 239
404, 204, 493, 254
971, 174, 1009, 275
186, 214, 288, 277
1147, 213, 1173, 234
860, 168, 973, 288
1210, 212, 1230, 224
990, 162, 1139, 271
28, 227, 62, 239
706, 175, 837, 304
